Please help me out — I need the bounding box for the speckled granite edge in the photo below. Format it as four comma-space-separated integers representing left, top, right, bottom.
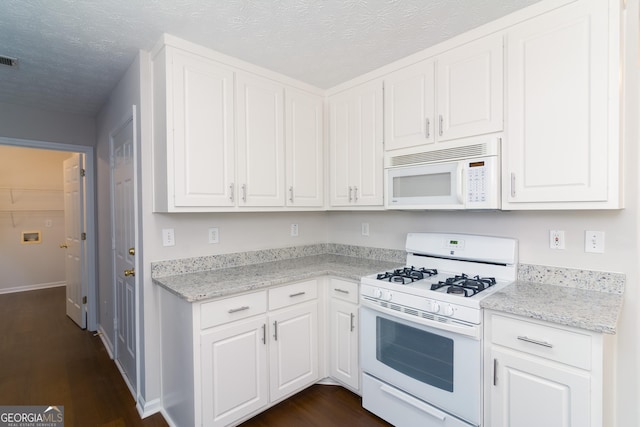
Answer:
518, 264, 625, 295
151, 244, 405, 278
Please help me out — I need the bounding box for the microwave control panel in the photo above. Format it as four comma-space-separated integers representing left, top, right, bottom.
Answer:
467, 161, 488, 203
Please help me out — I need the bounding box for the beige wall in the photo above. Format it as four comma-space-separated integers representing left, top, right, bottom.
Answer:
0, 146, 71, 292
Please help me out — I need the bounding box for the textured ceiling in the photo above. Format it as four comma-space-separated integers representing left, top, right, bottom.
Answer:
0, 0, 542, 117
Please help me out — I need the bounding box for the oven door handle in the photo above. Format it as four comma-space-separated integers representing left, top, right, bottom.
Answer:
380, 384, 447, 421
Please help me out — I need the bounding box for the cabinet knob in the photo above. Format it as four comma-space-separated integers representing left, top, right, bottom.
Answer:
124, 269, 135, 277
59, 243, 68, 249
128, 247, 135, 256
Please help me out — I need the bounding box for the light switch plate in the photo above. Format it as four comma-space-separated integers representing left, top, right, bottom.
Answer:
208, 227, 219, 244
585, 230, 605, 253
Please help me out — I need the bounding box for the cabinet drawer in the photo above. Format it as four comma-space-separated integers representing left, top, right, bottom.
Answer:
200, 291, 267, 329
491, 314, 592, 370
269, 280, 317, 310
329, 279, 359, 304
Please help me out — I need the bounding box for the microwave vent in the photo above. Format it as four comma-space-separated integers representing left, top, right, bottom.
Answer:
390, 143, 488, 166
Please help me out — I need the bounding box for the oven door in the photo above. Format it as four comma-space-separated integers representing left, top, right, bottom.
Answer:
361, 305, 482, 425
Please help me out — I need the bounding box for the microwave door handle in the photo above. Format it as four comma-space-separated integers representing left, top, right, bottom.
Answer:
457, 166, 465, 205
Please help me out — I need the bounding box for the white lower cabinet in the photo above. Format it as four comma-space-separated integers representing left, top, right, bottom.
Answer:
484, 310, 612, 427
160, 280, 319, 427
328, 279, 360, 391
201, 316, 269, 427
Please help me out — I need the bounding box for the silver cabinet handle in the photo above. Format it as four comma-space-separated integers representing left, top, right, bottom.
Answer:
353, 186, 358, 203
348, 186, 353, 203
493, 358, 498, 386
517, 335, 553, 348
350, 313, 355, 332
241, 184, 247, 202
510, 173, 516, 198
273, 320, 278, 341
229, 183, 235, 202
425, 117, 430, 139
228, 305, 249, 314
289, 291, 306, 298
334, 288, 349, 294
289, 186, 294, 203
262, 324, 266, 344
439, 114, 443, 136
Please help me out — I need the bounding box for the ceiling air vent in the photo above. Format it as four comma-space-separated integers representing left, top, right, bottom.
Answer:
0, 55, 18, 69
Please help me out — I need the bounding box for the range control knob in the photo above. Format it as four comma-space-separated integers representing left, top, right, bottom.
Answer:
430, 301, 440, 313
374, 288, 383, 299
444, 305, 455, 316
382, 290, 393, 301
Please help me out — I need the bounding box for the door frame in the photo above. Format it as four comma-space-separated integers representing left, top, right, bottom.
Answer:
109, 106, 140, 399
0, 136, 97, 331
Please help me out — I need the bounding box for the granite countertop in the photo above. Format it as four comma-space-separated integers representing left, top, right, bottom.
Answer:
153, 254, 403, 302
481, 280, 624, 334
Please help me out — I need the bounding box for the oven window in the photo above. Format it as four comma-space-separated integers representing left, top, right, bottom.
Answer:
376, 317, 454, 392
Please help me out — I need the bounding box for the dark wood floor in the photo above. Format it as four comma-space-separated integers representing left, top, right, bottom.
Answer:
0, 287, 391, 427
0, 287, 167, 427
239, 384, 392, 427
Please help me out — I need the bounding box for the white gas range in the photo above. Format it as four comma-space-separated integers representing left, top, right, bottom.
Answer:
360, 232, 518, 427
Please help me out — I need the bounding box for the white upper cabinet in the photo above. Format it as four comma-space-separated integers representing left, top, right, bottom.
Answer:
384, 33, 503, 153
285, 88, 324, 207
329, 80, 384, 207
153, 46, 236, 211
151, 38, 325, 212
383, 60, 435, 150
503, 0, 621, 209
236, 72, 286, 207
436, 33, 503, 142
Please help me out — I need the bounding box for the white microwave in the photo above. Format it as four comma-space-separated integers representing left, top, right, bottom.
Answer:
385, 138, 501, 210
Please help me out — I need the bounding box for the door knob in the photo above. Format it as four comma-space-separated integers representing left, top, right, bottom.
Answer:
59, 243, 68, 249
124, 269, 135, 277
128, 247, 135, 256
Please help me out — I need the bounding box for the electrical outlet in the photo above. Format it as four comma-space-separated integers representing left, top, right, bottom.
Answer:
585, 230, 605, 253
162, 228, 175, 247
549, 230, 565, 249
361, 223, 370, 236
290, 223, 299, 237
208, 227, 219, 244
45, 219, 53, 228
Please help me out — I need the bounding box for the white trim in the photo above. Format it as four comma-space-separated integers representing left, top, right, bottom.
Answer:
0, 281, 65, 295
0, 136, 98, 331
137, 397, 163, 419
97, 324, 115, 359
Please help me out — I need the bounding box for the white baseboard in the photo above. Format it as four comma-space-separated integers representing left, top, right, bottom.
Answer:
0, 281, 65, 295
96, 325, 115, 359
138, 396, 163, 419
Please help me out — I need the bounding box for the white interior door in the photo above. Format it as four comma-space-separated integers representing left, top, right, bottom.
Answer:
112, 116, 137, 391
63, 153, 86, 328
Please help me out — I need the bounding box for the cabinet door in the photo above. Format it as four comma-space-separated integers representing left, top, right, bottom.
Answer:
171, 49, 235, 207
328, 91, 353, 206
329, 298, 359, 390
490, 347, 590, 427
384, 60, 435, 151
269, 301, 319, 401
436, 33, 503, 142
285, 88, 324, 207
504, 0, 613, 206
350, 80, 384, 206
236, 72, 286, 206
201, 316, 268, 427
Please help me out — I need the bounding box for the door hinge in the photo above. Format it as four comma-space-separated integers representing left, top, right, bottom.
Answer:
82, 296, 87, 304
80, 168, 86, 177
81, 232, 87, 240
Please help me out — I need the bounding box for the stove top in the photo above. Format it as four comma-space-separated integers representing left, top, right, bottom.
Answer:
360, 233, 518, 324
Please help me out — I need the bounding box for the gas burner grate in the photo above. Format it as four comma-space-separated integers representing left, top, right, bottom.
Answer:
431, 274, 497, 297
376, 267, 438, 285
